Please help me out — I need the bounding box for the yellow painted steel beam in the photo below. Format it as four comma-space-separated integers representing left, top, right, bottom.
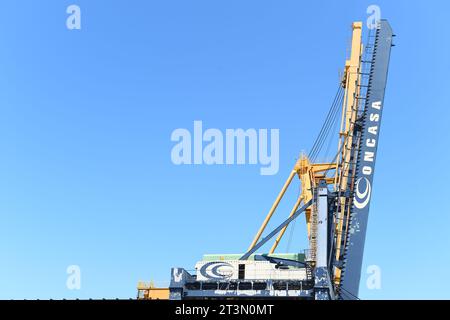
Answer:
268, 195, 303, 254
248, 169, 297, 251
248, 157, 336, 253
333, 21, 363, 285
310, 163, 337, 173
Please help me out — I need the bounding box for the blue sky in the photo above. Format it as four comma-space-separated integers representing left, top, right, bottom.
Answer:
0, 0, 449, 299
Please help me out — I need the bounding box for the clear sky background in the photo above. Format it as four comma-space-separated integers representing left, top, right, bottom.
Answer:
0, 0, 449, 299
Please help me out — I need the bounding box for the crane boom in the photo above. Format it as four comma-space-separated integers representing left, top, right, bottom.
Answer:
339, 20, 394, 299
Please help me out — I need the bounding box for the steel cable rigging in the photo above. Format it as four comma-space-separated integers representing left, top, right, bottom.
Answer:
308, 85, 344, 162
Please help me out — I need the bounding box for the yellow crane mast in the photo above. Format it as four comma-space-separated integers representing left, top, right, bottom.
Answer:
247, 22, 364, 285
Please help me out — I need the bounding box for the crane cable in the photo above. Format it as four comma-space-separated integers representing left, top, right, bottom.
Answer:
338, 285, 360, 300
285, 83, 344, 253
308, 85, 344, 162
311, 89, 343, 162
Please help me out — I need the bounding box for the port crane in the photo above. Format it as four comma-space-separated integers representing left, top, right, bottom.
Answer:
138, 20, 394, 300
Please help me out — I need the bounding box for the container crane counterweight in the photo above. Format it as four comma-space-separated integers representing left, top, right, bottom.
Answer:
138, 20, 394, 301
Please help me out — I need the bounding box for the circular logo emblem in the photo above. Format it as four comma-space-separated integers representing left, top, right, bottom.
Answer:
199, 262, 234, 280
354, 177, 371, 209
